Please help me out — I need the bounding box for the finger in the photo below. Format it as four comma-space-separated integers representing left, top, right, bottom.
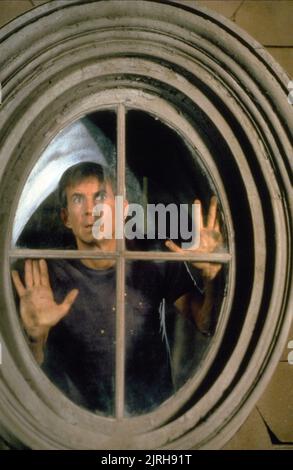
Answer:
193, 199, 203, 231
59, 289, 79, 318
207, 196, 218, 229
214, 218, 220, 233
32, 260, 41, 286
39, 259, 50, 287
11, 270, 26, 297
165, 239, 183, 253
24, 259, 33, 288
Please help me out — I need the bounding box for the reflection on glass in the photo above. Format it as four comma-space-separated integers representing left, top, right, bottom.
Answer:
125, 110, 227, 253
11, 258, 116, 416
124, 259, 226, 416
13, 111, 117, 249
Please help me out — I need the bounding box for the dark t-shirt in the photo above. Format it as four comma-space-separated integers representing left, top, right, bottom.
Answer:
43, 259, 202, 416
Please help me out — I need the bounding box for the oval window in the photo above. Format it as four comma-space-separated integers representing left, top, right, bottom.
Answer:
12, 109, 228, 419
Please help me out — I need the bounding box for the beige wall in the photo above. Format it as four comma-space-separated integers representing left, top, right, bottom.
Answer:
0, 0, 292, 450
197, 0, 293, 78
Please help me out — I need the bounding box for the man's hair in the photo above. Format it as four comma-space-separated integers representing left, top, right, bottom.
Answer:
58, 162, 116, 208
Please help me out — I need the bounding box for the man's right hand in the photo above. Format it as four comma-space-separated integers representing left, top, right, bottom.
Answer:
12, 259, 78, 342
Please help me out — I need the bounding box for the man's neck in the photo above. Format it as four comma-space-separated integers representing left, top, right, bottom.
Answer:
77, 238, 116, 270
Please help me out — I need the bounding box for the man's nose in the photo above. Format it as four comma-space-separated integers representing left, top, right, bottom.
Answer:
83, 198, 95, 215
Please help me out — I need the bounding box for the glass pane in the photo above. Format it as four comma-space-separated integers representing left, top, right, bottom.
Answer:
125, 110, 228, 254
11, 257, 117, 417
124, 259, 227, 416
13, 111, 117, 250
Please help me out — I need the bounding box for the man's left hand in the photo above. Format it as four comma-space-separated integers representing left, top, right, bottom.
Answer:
165, 196, 223, 281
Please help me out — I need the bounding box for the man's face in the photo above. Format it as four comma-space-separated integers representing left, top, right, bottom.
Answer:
61, 176, 116, 248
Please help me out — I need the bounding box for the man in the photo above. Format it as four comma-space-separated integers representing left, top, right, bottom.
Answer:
12, 162, 222, 416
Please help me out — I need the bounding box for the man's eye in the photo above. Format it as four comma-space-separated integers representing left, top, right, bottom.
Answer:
72, 195, 83, 204
95, 191, 107, 202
